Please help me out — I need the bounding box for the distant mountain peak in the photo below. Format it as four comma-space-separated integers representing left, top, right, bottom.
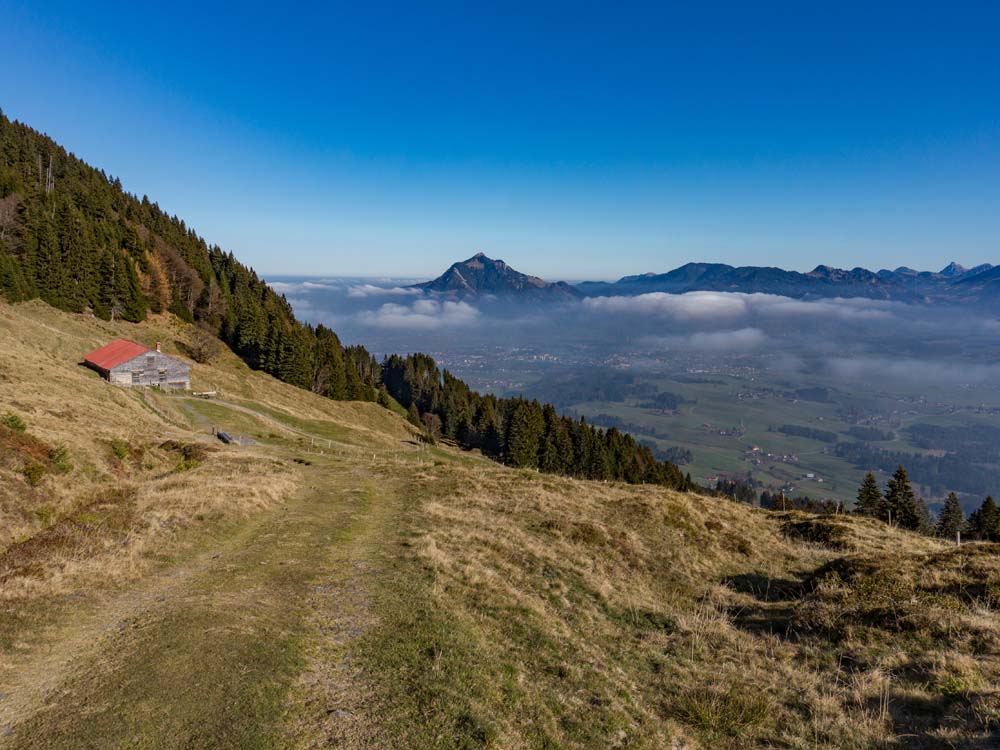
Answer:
413, 253, 580, 301
576, 259, 1000, 305
940, 261, 967, 277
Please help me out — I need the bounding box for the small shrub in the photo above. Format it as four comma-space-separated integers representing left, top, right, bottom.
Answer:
110, 438, 129, 460
75, 511, 104, 525
161, 441, 207, 472
973, 694, 1000, 732
48, 443, 72, 473
938, 674, 971, 698
673, 683, 770, 737
23, 462, 45, 486
1, 411, 26, 432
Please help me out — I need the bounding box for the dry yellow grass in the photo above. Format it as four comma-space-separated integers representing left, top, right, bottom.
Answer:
0, 298, 418, 618
3, 298, 999, 749
362, 461, 1000, 749
0, 299, 423, 748
0, 302, 301, 593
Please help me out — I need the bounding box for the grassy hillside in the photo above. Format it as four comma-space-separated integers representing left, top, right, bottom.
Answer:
0, 113, 686, 494
2, 301, 999, 749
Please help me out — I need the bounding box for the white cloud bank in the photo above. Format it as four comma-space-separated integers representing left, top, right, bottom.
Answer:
584, 290, 748, 320
583, 291, 897, 322
268, 280, 343, 294
347, 284, 423, 298
359, 299, 480, 329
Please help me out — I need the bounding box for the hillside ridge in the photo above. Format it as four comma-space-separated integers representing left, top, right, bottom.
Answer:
0, 112, 683, 490
2, 301, 999, 748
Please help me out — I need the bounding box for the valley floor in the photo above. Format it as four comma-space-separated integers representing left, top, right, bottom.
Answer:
2, 301, 1000, 749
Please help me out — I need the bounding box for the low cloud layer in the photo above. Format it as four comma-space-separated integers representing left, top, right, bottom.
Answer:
359, 299, 480, 329
688, 327, 769, 351
584, 291, 897, 322
268, 279, 342, 294
585, 291, 748, 320
347, 283, 422, 298
643, 327, 768, 352
269, 276, 998, 392
826, 356, 1000, 385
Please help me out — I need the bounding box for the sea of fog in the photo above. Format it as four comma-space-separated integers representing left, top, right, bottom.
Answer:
266, 275, 1000, 395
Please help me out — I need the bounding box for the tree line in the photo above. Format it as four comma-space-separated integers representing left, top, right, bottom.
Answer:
853, 466, 999, 541
381, 354, 691, 488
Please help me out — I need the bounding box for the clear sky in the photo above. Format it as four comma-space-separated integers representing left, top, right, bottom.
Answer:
2, 1, 997, 279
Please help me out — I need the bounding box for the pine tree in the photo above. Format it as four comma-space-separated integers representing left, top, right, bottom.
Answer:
915, 496, 934, 535
936, 492, 965, 539
968, 496, 1000, 541
505, 400, 543, 469
884, 465, 921, 530
853, 472, 884, 517
406, 403, 421, 428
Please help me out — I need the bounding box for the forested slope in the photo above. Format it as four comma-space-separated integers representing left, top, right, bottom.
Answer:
0, 110, 683, 488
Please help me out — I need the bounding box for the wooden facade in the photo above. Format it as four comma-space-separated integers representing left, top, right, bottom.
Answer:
106, 350, 190, 389
84, 339, 191, 390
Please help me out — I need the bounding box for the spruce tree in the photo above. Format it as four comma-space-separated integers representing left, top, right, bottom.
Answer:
884, 465, 921, 530
853, 472, 884, 517
505, 400, 543, 469
936, 492, 965, 539
968, 496, 1000, 541
406, 403, 421, 428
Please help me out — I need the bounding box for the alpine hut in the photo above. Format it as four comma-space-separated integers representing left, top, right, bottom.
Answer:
83, 339, 190, 390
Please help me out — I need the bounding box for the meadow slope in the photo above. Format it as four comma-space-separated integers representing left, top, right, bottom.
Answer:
1, 300, 998, 749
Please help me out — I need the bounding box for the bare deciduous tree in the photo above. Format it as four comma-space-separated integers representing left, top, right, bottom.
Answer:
187, 328, 223, 364
421, 412, 443, 443
0, 198, 17, 244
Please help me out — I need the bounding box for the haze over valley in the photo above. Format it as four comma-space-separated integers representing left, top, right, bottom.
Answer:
272, 253, 1000, 512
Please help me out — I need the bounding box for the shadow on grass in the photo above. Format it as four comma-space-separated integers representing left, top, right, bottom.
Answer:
721, 572, 810, 639
875, 691, 997, 749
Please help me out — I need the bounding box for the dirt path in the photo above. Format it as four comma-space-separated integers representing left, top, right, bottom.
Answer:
0, 457, 400, 749
174, 396, 376, 454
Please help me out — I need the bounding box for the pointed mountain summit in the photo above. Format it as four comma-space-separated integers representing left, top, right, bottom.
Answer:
413, 253, 581, 301
939, 261, 967, 277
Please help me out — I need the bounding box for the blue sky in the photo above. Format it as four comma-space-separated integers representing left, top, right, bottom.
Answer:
2, 1, 998, 279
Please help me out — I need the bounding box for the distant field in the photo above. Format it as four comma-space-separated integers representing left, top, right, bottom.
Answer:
522, 368, 1000, 511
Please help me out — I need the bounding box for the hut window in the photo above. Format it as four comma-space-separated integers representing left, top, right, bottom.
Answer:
131, 372, 141, 384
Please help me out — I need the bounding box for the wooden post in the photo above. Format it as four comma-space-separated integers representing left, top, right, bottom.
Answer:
956, 530, 961, 546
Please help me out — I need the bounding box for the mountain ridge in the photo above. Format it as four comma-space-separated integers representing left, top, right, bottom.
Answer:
413, 253, 997, 305
413, 251, 581, 301
409, 252, 1000, 306
411, 252, 1000, 305
576, 259, 997, 302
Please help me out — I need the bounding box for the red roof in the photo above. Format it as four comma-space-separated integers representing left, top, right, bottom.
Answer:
84, 338, 151, 371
